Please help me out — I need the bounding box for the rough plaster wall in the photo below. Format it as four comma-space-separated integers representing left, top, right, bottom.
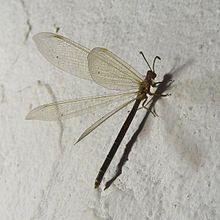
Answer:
0, 0, 220, 219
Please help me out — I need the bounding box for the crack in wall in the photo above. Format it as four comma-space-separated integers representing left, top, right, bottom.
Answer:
30, 161, 61, 220
37, 80, 64, 153
25, 18, 32, 42
30, 81, 65, 219
20, 0, 32, 42
0, 84, 6, 103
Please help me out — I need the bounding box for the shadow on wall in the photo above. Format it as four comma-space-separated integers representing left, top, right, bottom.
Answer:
101, 56, 218, 189
162, 58, 203, 169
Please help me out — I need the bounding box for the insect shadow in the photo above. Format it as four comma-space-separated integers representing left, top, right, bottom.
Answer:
105, 58, 198, 190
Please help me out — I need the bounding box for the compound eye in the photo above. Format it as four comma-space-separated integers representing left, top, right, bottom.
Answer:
152, 72, 156, 79
148, 71, 156, 79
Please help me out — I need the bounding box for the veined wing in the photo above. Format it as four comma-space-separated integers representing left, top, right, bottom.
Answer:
75, 97, 137, 144
33, 32, 143, 90
87, 47, 144, 91
26, 92, 137, 121
33, 32, 92, 80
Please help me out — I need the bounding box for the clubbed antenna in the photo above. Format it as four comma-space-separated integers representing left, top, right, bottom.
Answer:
152, 56, 161, 72
139, 51, 152, 71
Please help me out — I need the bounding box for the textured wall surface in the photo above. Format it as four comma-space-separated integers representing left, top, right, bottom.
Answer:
0, 0, 220, 219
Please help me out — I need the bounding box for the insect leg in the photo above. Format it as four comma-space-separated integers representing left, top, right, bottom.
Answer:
149, 91, 171, 97
153, 79, 174, 87
141, 98, 158, 117
142, 105, 158, 117
152, 81, 163, 87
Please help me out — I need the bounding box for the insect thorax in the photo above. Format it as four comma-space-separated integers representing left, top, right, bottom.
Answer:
138, 80, 151, 100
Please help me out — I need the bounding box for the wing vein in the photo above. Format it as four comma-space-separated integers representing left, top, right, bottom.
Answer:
75, 97, 137, 143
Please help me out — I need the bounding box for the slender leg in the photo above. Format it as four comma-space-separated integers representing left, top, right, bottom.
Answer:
153, 81, 163, 87
142, 105, 158, 117
136, 97, 158, 117
153, 79, 174, 87
149, 92, 171, 97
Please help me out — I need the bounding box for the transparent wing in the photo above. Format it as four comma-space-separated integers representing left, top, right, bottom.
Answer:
75, 97, 137, 144
26, 92, 137, 121
87, 47, 144, 91
33, 32, 92, 80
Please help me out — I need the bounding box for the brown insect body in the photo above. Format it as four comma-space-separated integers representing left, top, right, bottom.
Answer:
138, 70, 157, 101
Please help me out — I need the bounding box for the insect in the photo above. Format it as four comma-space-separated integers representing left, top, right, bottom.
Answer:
26, 32, 170, 188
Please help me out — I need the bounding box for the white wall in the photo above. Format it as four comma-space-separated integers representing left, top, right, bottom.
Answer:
0, 0, 219, 219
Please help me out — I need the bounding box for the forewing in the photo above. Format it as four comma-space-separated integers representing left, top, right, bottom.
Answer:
26, 92, 137, 121
75, 97, 136, 143
33, 32, 92, 80
87, 47, 144, 91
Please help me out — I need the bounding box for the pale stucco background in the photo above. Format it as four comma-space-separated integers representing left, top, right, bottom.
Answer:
0, 0, 219, 219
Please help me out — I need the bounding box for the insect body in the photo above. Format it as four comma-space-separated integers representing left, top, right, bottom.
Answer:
26, 32, 169, 188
